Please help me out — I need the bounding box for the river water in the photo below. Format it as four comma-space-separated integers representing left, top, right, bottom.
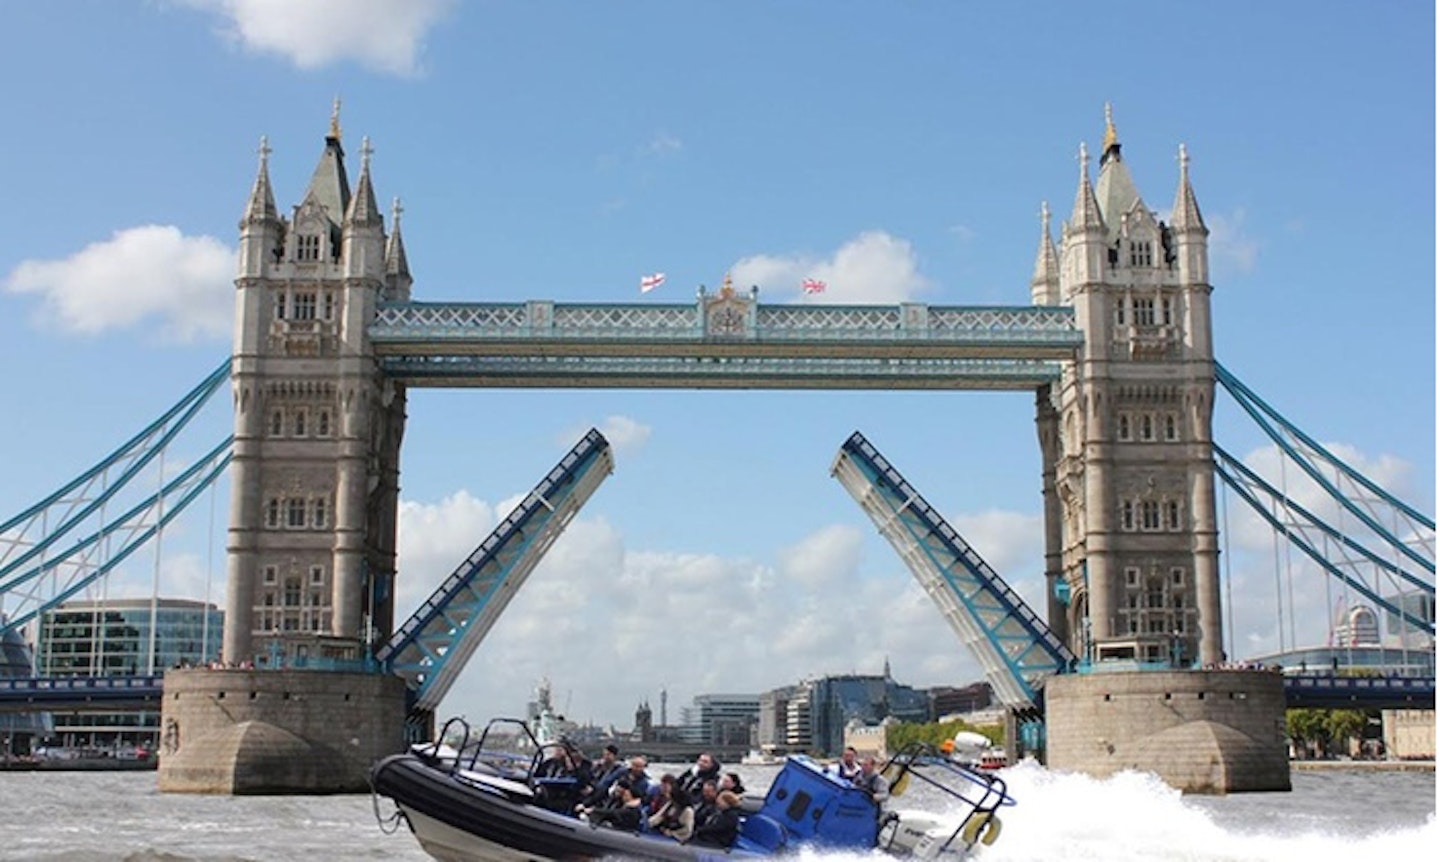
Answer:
0, 762, 1432, 861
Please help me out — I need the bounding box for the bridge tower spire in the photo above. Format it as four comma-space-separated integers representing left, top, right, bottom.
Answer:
1045, 106, 1222, 667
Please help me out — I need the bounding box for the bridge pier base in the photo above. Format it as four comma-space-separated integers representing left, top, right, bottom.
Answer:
157, 668, 406, 794
1044, 669, 1290, 793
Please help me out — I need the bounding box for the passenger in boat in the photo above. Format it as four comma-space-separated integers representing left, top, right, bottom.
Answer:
647, 781, 695, 842
678, 752, 722, 799
855, 756, 890, 806
585, 779, 644, 831
719, 772, 745, 796
577, 743, 625, 810
618, 755, 653, 800
691, 779, 720, 830
535, 745, 592, 813
688, 790, 741, 848
830, 746, 862, 784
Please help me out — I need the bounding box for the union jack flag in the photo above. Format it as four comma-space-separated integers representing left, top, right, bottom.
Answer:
640, 272, 666, 293
802, 278, 827, 294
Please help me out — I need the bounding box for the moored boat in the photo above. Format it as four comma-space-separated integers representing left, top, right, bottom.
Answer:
371, 716, 1015, 861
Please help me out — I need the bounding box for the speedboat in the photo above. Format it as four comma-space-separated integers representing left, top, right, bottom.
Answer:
370, 717, 1015, 861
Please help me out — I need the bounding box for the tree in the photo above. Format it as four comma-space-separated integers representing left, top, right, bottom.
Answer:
1324, 709, 1368, 755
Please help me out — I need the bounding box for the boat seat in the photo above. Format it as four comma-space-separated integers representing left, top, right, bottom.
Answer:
734, 814, 788, 854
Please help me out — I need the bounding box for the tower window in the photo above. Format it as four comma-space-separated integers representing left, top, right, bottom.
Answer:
1117, 413, 1132, 441
317, 410, 331, 437
1121, 500, 1135, 531
293, 292, 317, 321
293, 410, 307, 437
1129, 241, 1153, 267
1166, 500, 1183, 531
1141, 501, 1161, 531
1115, 298, 1126, 326
1140, 414, 1155, 441
313, 498, 328, 529
1164, 414, 1179, 441
1132, 297, 1156, 326
1125, 567, 1141, 588
284, 578, 302, 607
287, 498, 307, 528
265, 498, 281, 529
1162, 297, 1174, 326
263, 565, 278, 585
297, 235, 321, 262
323, 292, 335, 321
270, 409, 284, 436
275, 293, 287, 320
1170, 567, 1186, 587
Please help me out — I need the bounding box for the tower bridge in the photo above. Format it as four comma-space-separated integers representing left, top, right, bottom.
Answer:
2, 106, 1432, 794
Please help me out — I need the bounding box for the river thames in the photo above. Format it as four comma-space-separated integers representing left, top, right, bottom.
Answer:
0, 762, 1431, 861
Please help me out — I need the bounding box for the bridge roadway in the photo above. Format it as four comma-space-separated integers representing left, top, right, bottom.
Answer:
3, 671, 1431, 713
368, 300, 1084, 389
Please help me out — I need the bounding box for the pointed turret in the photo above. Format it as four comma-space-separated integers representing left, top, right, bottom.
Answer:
301, 97, 352, 229
238, 136, 282, 282
1030, 201, 1060, 305
1171, 143, 1211, 297
385, 197, 413, 300
345, 136, 383, 228
1093, 103, 1145, 237
1068, 141, 1105, 234
241, 135, 279, 227
1171, 143, 1206, 233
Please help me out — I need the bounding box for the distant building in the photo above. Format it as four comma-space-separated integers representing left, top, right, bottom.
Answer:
1383, 591, 1436, 651
929, 682, 993, 718
679, 694, 759, 747
34, 598, 222, 750
1333, 605, 1381, 647
1, 614, 51, 755
756, 673, 928, 757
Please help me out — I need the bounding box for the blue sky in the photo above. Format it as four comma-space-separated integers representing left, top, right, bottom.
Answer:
0, 1, 1433, 729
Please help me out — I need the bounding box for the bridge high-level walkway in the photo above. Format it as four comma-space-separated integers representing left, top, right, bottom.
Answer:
369, 299, 1082, 389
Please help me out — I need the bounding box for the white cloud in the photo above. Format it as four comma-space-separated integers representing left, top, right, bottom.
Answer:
395, 487, 1041, 728
3, 225, 234, 342
731, 230, 932, 303
559, 416, 652, 457
645, 133, 683, 156
1205, 208, 1259, 274
179, 0, 454, 77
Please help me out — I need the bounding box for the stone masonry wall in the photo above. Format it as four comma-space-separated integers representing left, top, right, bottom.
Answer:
158, 668, 407, 794
1045, 669, 1290, 793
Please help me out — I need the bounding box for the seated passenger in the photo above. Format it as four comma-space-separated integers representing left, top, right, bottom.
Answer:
719, 771, 746, 797
586, 780, 644, 831
691, 779, 720, 830
535, 745, 591, 814
678, 752, 722, 799
577, 744, 624, 810
830, 746, 862, 784
688, 790, 741, 848
648, 783, 694, 842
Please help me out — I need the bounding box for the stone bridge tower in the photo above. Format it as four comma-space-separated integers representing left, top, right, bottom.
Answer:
1034, 106, 1223, 669
224, 105, 411, 668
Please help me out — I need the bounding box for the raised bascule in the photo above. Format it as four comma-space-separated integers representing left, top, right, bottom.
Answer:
7, 103, 1429, 794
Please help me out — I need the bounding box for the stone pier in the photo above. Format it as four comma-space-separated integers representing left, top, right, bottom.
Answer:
158, 668, 406, 794
1044, 669, 1290, 793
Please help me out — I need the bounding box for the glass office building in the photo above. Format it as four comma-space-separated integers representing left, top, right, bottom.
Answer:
34, 598, 223, 749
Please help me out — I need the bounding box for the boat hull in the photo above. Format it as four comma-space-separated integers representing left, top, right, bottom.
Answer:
372, 753, 753, 862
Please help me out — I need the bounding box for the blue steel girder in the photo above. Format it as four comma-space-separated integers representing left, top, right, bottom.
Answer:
831, 432, 1074, 710
0, 440, 234, 638
379, 429, 615, 713
369, 300, 1081, 390
1215, 446, 1435, 636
